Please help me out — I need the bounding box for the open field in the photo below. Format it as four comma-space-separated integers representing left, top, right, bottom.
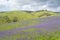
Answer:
0, 10, 60, 40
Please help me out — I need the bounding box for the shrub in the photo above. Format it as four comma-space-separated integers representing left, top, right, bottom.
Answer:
3, 16, 11, 23
13, 16, 18, 22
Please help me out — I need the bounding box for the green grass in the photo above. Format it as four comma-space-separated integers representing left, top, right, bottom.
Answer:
0, 11, 38, 20
0, 10, 59, 24
0, 10, 60, 40
32, 10, 58, 18
0, 19, 41, 31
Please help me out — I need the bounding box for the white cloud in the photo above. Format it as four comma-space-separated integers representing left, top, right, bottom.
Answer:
7, 0, 19, 10
0, 0, 60, 12
56, 7, 60, 11
0, 0, 8, 5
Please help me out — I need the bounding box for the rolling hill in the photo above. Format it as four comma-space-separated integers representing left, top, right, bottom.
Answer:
0, 10, 60, 40
0, 10, 60, 24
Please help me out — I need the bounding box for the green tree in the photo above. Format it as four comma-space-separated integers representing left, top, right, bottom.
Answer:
13, 16, 18, 22
3, 16, 11, 23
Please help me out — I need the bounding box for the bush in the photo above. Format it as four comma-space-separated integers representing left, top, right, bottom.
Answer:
3, 16, 11, 23
0, 16, 11, 24
13, 16, 18, 22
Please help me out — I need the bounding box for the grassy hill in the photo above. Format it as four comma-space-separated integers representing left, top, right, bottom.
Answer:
0, 10, 60, 40
31, 10, 59, 18
0, 11, 37, 24
0, 10, 60, 30
0, 10, 60, 24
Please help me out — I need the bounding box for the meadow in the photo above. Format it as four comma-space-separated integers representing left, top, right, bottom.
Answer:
0, 10, 60, 40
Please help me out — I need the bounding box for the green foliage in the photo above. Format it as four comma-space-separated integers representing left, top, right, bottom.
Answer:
0, 16, 11, 24
3, 16, 11, 23
13, 16, 18, 22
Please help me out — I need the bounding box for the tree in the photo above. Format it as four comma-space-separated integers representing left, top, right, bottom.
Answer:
3, 16, 11, 23
13, 16, 18, 22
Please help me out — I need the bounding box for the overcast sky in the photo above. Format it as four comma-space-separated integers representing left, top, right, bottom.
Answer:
0, 0, 60, 12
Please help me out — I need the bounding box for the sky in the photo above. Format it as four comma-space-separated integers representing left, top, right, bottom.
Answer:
0, 0, 60, 12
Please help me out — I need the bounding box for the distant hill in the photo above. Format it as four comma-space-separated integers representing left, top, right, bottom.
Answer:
31, 10, 60, 18
0, 10, 60, 24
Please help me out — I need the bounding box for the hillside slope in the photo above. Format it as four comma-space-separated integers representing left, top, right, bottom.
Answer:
0, 10, 60, 24
31, 10, 59, 18
0, 16, 60, 40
